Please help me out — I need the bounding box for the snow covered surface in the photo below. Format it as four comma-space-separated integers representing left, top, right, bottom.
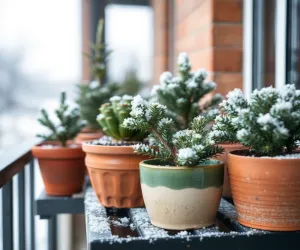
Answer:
261, 153, 300, 159
84, 187, 266, 245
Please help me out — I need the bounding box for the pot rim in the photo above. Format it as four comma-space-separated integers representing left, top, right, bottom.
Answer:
229, 149, 300, 161
217, 142, 244, 148
140, 159, 224, 170
82, 141, 138, 154
32, 141, 81, 150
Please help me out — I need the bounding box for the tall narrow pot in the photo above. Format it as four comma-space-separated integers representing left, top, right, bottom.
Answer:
228, 150, 300, 231
140, 159, 224, 230
82, 142, 148, 208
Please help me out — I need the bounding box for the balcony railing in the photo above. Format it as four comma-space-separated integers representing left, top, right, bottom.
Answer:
1, 139, 300, 250
0, 139, 41, 250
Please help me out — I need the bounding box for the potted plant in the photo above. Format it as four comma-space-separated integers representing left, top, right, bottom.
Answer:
151, 52, 222, 129
32, 92, 86, 196
212, 85, 300, 231
151, 52, 238, 197
123, 96, 224, 230
210, 94, 247, 198
82, 95, 148, 208
75, 19, 119, 143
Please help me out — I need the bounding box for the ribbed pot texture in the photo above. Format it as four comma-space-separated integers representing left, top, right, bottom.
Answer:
32, 143, 85, 196
82, 143, 148, 208
228, 150, 300, 231
215, 144, 245, 198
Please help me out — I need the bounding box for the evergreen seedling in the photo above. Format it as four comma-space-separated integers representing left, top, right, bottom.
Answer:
76, 18, 119, 129
151, 52, 222, 129
210, 84, 300, 156
37, 92, 85, 147
123, 96, 223, 166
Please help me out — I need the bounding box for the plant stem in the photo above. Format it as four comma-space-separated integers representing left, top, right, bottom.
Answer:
150, 127, 177, 159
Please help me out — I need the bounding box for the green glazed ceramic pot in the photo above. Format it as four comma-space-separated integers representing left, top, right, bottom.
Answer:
140, 159, 224, 230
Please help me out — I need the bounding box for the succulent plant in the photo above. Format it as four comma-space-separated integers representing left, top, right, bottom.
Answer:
97, 95, 147, 141
37, 92, 85, 147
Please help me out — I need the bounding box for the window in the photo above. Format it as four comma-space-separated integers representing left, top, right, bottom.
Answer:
243, 0, 300, 93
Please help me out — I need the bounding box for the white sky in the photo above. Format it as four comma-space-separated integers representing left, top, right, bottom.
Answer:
0, 1, 153, 84
0, 0, 81, 82
106, 4, 153, 82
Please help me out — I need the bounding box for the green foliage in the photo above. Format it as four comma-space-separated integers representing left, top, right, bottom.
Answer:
123, 96, 223, 166
77, 18, 120, 129
210, 85, 300, 156
151, 52, 223, 129
97, 95, 148, 141
85, 19, 111, 85
117, 69, 143, 96
37, 92, 85, 147
76, 82, 119, 129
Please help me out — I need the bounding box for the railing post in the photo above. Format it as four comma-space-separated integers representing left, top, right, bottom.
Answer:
18, 169, 26, 250
29, 159, 36, 250
2, 181, 13, 250
48, 216, 57, 250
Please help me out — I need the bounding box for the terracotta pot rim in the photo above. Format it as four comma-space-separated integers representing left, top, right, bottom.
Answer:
140, 159, 224, 170
217, 143, 244, 148
82, 142, 136, 154
33, 141, 81, 150
229, 149, 300, 161
32, 141, 84, 159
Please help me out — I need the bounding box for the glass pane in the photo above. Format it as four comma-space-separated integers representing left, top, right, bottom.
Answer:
263, 0, 275, 87
105, 4, 153, 86
287, 0, 300, 89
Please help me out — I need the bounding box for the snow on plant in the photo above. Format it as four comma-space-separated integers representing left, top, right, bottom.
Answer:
37, 92, 85, 147
96, 95, 148, 141
211, 84, 300, 156
77, 19, 119, 129
151, 52, 223, 129
123, 96, 223, 166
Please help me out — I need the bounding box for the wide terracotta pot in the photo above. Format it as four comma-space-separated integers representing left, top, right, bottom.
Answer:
215, 143, 245, 198
228, 150, 300, 231
82, 143, 148, 208
140, 159, 224, 230
32, 143, 85, 196
74, 128, 103, 144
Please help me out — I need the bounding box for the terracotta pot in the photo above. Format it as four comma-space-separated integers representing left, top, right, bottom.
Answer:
74, 128, 103, 144
32, 142, 85, 196
82, 143, 148, 208
215, 143, 245, 198
228, 150, 300, 231
140, 159, 224, 230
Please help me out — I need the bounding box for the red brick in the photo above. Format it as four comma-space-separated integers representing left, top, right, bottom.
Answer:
213, 0, 242, 23
213, 73, 243, 95
213, 24, 243, 48
213, 48, 242, 72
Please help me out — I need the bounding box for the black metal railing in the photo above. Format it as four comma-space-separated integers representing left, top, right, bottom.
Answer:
0, 139, 41, 250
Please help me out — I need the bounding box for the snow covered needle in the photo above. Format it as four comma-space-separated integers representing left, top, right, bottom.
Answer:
151, 52, 223, 129
211, 84, 300, 156
123, 96, 223, 166
37, 92, 85, 147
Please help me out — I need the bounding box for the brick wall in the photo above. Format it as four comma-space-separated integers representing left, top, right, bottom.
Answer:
152, 0, 243, 95
152, 0, 170, 82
